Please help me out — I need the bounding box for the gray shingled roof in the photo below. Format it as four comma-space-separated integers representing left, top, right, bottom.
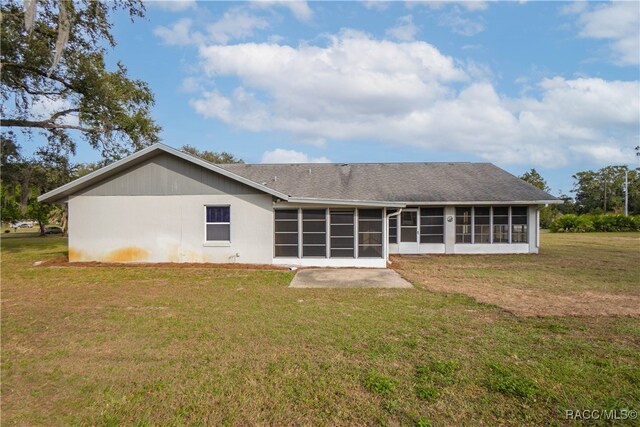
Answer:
218, 162, 557, 203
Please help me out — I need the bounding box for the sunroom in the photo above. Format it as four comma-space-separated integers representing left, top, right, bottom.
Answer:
272, 207, 387, 268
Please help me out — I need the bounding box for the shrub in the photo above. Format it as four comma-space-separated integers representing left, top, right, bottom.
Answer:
550, 214, 640, 233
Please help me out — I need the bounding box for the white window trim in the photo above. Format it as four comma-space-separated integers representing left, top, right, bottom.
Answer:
203, 205, 231, 247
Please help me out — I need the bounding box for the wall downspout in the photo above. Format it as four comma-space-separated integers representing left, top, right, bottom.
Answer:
385, 208, 403, 265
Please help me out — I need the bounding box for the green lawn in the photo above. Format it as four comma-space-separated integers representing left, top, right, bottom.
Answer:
1, 235, 639, 426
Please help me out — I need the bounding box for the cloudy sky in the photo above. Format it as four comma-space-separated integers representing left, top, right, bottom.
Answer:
83, 1, 639, 194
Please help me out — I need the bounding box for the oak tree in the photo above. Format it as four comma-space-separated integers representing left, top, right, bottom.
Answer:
1, 0, 160, 161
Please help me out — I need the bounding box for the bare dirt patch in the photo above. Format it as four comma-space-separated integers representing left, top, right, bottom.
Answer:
35, 256, 290, 270
394, 259, 639, 317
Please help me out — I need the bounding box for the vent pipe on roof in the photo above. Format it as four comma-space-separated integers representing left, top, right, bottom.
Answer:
273, 175, 277, 182
308, 168, 311, 175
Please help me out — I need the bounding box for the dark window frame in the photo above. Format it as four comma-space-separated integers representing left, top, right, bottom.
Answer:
455, 207, 472, 244
358, 208, 383, 258
274, 209, 299, 258
473, 206, 491, 244
205, 205, 231, 242
388, 215, 398, 244
330, 209, 355, 258
420, 207, 444, 244
492, 206, 510, 244
511, 206, 528, 243
302, 209, 327, 258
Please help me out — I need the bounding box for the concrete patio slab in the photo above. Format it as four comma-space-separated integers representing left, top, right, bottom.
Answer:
289, 268, 413, 289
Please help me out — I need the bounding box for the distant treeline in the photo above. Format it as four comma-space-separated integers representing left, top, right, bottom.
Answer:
520, 165, 640, 230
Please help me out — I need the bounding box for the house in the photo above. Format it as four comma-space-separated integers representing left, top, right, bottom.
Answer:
39, 144, 560, 268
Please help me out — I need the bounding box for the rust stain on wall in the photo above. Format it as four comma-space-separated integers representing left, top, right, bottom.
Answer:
68, 248, 85, 262
104, 247, 150, 263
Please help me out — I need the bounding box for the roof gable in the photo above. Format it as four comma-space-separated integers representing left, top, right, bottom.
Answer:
77, 152, 263, 197
38, 144, 288, 203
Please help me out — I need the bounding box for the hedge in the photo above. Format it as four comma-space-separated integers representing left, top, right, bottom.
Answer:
549, 214, 640, 233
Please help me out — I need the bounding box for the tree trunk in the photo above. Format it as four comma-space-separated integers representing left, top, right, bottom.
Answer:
61, 203, 68, 236
38, 220, 45, 236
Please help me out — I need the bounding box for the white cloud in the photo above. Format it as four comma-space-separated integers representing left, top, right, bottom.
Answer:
180, 76, 203, 93
407, 1, 487, 36
147, 0, 196, 12
407, 1, 488, 12
386, 15, 419, 41
153, 18, 196, 46
207, 8, 270, 44
261, 148, 330, 163
362, 1, 390, 11
568, 1, 639, 66
251, 0, 313, 22
189, 30, 639, 168
569, 144, 635, 165
153, 8, 270, 46
439, 9, 484, 36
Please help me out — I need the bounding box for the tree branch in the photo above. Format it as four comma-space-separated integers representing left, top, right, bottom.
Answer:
50, 108, 80, 121
1, 62, 79, 92
1, 118, 93, 132
10, 78, 65, 97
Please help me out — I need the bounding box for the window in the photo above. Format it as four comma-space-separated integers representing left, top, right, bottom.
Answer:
358, 209, 383, 258
330, 210, 354, 258
456, 207, 472, 243
275, 209, 298, 257
511, 207, 528, 243
420, 207, 444, 243
388, 215, 398, 244
302, 209, 326, 257
205, 206, 230, 241
493, 207, 509, 243
474, 207, 490, 243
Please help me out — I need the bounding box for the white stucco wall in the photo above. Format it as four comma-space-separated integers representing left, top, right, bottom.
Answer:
68, 194, 274, 264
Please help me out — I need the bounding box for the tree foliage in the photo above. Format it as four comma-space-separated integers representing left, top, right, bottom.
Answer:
181, 145, 244, 164
1, 134, 75, 234
520, 168, 550, 192
1, 0, 160, 161
572, 166, 640, 214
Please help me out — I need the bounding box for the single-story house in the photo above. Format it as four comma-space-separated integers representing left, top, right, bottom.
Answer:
39, 143, 560, 268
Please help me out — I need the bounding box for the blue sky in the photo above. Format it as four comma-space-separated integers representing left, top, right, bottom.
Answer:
72, 1, 640, 195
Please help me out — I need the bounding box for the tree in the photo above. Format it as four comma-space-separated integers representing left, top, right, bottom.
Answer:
520, 168, 557, 227
520, 168, 550, 192
1, 0, 160, 162
25, 196, 54, 235
0, 184, 22, 226
181, 145, 244, 164
572, 166, 640, 215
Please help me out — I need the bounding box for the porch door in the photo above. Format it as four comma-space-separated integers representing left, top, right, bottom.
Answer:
399, 209, 420, 253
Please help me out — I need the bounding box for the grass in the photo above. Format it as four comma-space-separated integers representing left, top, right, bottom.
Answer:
2, 234, 639, 425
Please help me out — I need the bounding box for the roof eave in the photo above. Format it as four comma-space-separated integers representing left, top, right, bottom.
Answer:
399, 199, 562, 205
284, 197, 406, 208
